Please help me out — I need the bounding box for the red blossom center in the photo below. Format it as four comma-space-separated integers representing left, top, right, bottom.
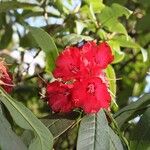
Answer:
86, 83, 95, 94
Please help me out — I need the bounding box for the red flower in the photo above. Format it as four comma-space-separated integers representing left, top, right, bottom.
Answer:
46, 81, 74, 113
72, 77, 111, 113
53, 41, 114, 81
0, 61, 13, 93
47, 41, 114, 114
53, 47, 88, 81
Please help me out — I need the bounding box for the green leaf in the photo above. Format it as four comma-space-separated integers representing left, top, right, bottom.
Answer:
29, 26, 59, 72
97, 29, 107, 40
111, 35, 147, 62
62, 34, 93, 46
129, 108, 150, 150
108, 40, 125, 63
105, 65, 118, 111
0, 104, 27, 150
98, 3, 132, 36
0, 1, 38, 13
84, 0, 105, 13
112, 35, 140, 49
114, 94, 150, 129
0, 24, 13, 49
41, 112, 79, 139
77, 110, 123, 150
20, 32, 38, 48
0, 88, 53, 150
141, 48, 148, 62
105, 65, 116, 96
76, 21, 86, 35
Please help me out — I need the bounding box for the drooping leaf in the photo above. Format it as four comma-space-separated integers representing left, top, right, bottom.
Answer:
77, 110, 123, 150
114, 94, 150, 129
0, 1, 38, 13
41, 112, 79, 139
29, 26, 59, 72
129, 108, 150, 150
0, 88, 53, 150
0, 104, 27, 150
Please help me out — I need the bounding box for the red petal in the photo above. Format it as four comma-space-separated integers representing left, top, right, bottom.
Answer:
46, 81, 74, 113
95, 42, 114, 69
72, 77, 111, 114
53, 47, 88, 81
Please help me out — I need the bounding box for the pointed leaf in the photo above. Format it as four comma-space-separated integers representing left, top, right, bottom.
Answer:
114, 94, 150, 129
77, 110, 123, 150
29, 26, 59, 72
0, 105, 27, 150
0, 88, 53, 150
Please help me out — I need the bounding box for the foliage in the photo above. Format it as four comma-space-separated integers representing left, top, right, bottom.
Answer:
0, 0, 150, 150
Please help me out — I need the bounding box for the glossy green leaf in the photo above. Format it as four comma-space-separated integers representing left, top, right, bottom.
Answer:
0, 88, 53, 150
29, 26, 59, 72
0, 1, 38, 13
130, 108, 150, 150
77, 110, 123, 150
114, 94, 150, 129
0, 105, 27, 150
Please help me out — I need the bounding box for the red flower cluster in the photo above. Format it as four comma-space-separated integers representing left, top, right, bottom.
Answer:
46, 41, 114, 113
0, 61, 13, 93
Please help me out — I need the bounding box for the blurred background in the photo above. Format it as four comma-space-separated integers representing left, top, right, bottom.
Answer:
0, 0, 150, 149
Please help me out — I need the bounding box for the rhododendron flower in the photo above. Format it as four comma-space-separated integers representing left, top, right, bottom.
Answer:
46, 41, 114, 114
46, 81, 74, 113
72, 77, 111, 113
0, 61, 13, 93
